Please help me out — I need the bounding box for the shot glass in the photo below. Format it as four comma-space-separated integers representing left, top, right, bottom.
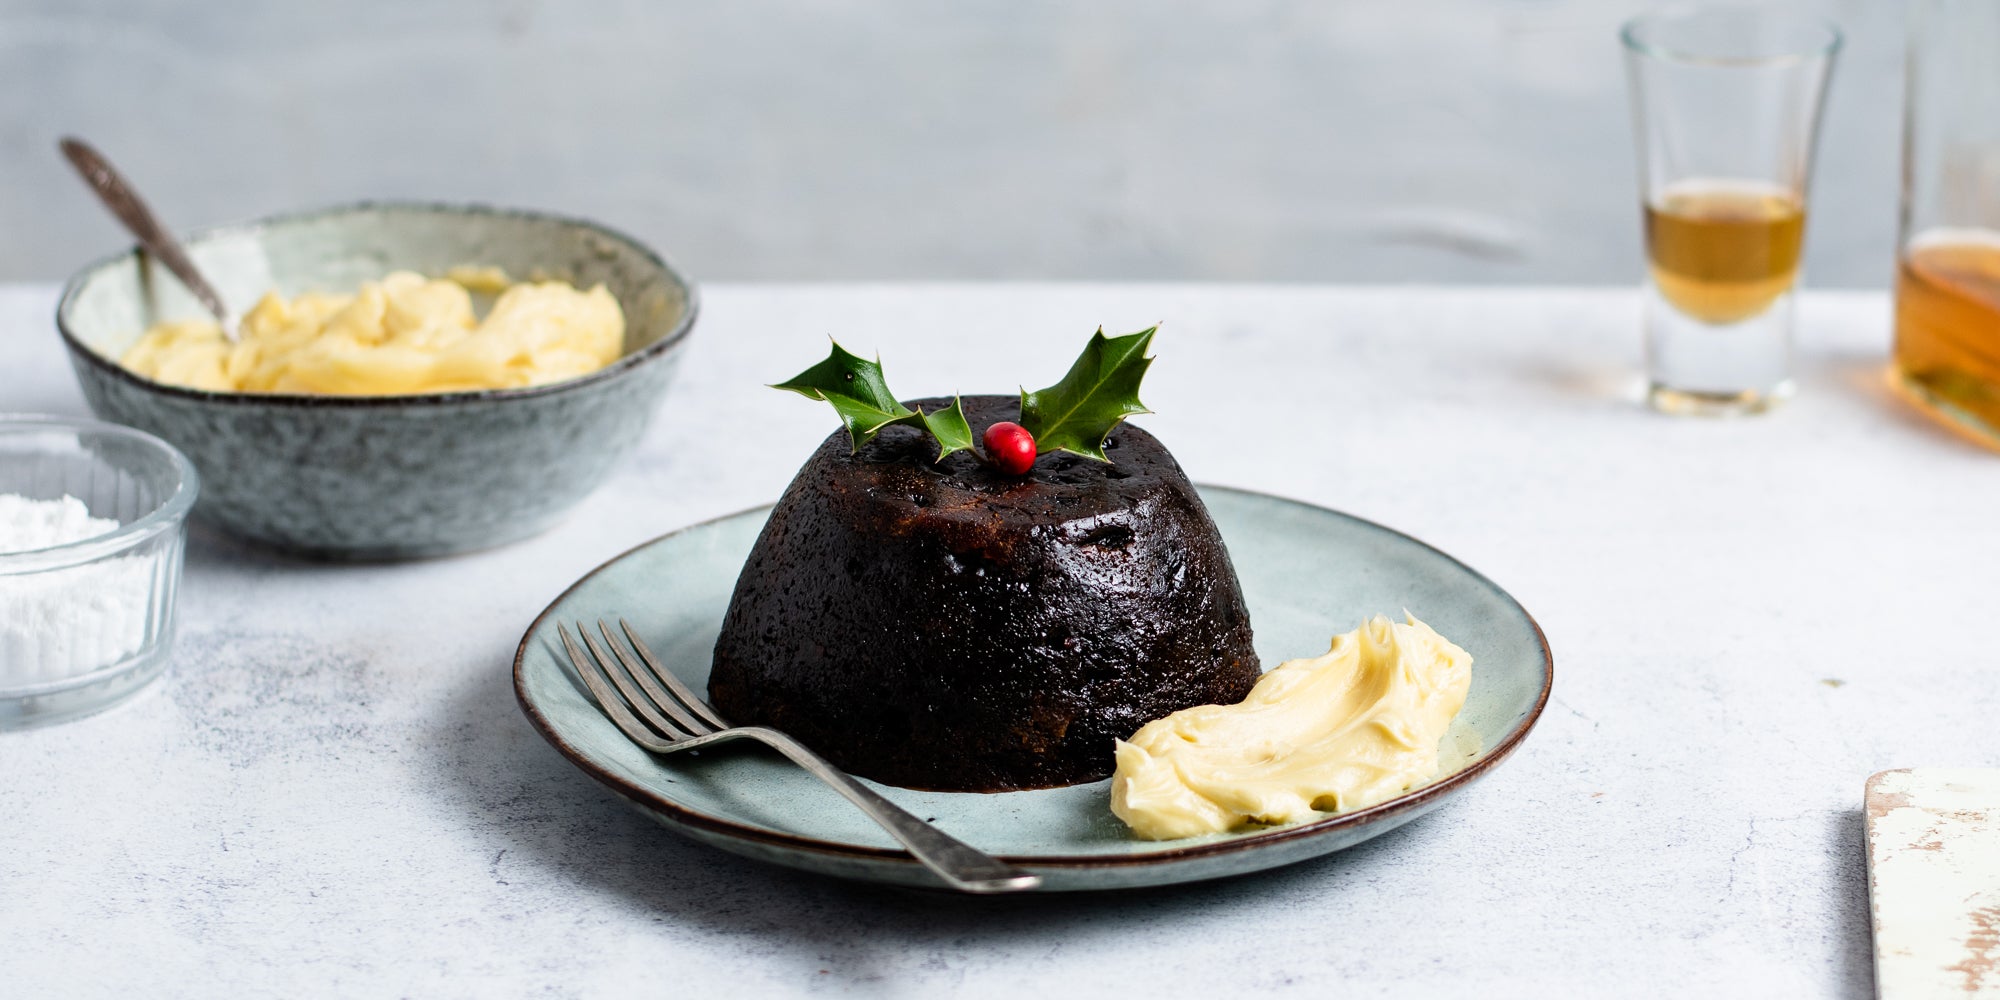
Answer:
1893, 0, 2000, 448
1622, 6, 1840, 415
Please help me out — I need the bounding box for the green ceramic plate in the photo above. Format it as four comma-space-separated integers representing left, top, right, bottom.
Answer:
513, 487, 1552, 892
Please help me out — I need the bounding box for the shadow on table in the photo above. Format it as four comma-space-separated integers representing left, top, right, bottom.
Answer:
1509, 358, 1643, 407
1505, 342, 2000, 458
436, 657, 1434, 984
180, 517, 571, 569
1822, 353, 1997, 457
1830, 808, 1877, 1000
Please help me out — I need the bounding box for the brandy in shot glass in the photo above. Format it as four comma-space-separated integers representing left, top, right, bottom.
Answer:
1622, 6, 1840, 415
1893, 0, 2000, 448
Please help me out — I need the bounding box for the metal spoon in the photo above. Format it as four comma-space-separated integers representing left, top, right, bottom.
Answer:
59, 136, 237, 340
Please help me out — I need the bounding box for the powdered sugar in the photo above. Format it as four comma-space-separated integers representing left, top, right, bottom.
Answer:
0, 494, 155, 687
0, 494, 119, 551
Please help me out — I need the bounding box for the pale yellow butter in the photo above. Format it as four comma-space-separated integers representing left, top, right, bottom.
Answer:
1111, 614, 1473, 840
441, 265, 514, 294
118, 270, 624, 396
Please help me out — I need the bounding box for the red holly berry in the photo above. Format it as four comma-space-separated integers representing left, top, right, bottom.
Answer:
983, 421, 1037, 476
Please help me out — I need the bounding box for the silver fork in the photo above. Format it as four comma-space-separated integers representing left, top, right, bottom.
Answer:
559, 618, 1043, 894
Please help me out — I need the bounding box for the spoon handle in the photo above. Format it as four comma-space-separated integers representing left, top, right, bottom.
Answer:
59, 137, 232, 326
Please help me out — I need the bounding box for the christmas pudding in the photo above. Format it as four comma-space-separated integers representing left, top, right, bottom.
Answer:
707, 330, 1261, 792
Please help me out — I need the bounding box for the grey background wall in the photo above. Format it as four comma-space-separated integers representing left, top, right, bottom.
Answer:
3, 0, 1898, 285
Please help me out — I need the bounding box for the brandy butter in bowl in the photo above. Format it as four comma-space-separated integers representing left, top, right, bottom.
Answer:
56, 202, 697, 559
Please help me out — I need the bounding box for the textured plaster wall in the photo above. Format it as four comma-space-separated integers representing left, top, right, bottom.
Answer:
1, 0, 1899, 285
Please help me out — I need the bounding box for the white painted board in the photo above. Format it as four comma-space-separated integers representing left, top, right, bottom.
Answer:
1867, 769, 2000, 998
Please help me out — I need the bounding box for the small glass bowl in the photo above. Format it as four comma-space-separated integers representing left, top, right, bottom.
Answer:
0, 415, 198, 729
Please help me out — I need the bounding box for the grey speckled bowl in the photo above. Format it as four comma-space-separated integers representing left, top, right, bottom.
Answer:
57, 202, 697, 560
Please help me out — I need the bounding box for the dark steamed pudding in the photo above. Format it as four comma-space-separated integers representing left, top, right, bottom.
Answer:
707, 395, 1260, 791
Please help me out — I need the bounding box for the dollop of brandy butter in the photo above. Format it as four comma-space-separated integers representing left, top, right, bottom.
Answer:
118, 270, 623, 395
1111, 614, 1473, 840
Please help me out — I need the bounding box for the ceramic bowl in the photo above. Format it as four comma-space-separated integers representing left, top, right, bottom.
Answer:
56, 202, 697, 560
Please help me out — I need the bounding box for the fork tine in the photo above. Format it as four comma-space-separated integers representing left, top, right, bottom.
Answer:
619, 617, 732, 730
579, 622, 697, 740
594, 620, 711, 736
559, 623, 674, 752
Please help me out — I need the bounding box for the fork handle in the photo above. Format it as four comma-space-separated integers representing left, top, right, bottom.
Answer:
746, 728, 1043, 893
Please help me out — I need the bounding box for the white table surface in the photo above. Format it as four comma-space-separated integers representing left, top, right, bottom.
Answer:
2, 282, 1982, 998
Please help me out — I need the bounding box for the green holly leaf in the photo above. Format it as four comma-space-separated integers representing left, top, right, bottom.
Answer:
1018, 326, 1156, 461
772, 341, 918, 451
920, 395, 975, 461
772, 342, 972, 460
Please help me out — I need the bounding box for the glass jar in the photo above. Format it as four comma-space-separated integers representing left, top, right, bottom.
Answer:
1893, 0, 2000, 446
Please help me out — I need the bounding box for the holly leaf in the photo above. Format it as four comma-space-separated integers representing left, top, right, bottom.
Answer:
920, 395, 975, 461
772, 342, 972, 460
771, 341, 919, 451
1018, 326, 1156, 461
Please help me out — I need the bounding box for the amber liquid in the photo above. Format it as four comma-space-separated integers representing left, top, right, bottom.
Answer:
1644, 182, 1807, 324
1894, 234, 2000, 444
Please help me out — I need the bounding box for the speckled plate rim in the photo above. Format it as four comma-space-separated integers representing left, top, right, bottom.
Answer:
54, 199, 700, 409
512, 485, 1554, 873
